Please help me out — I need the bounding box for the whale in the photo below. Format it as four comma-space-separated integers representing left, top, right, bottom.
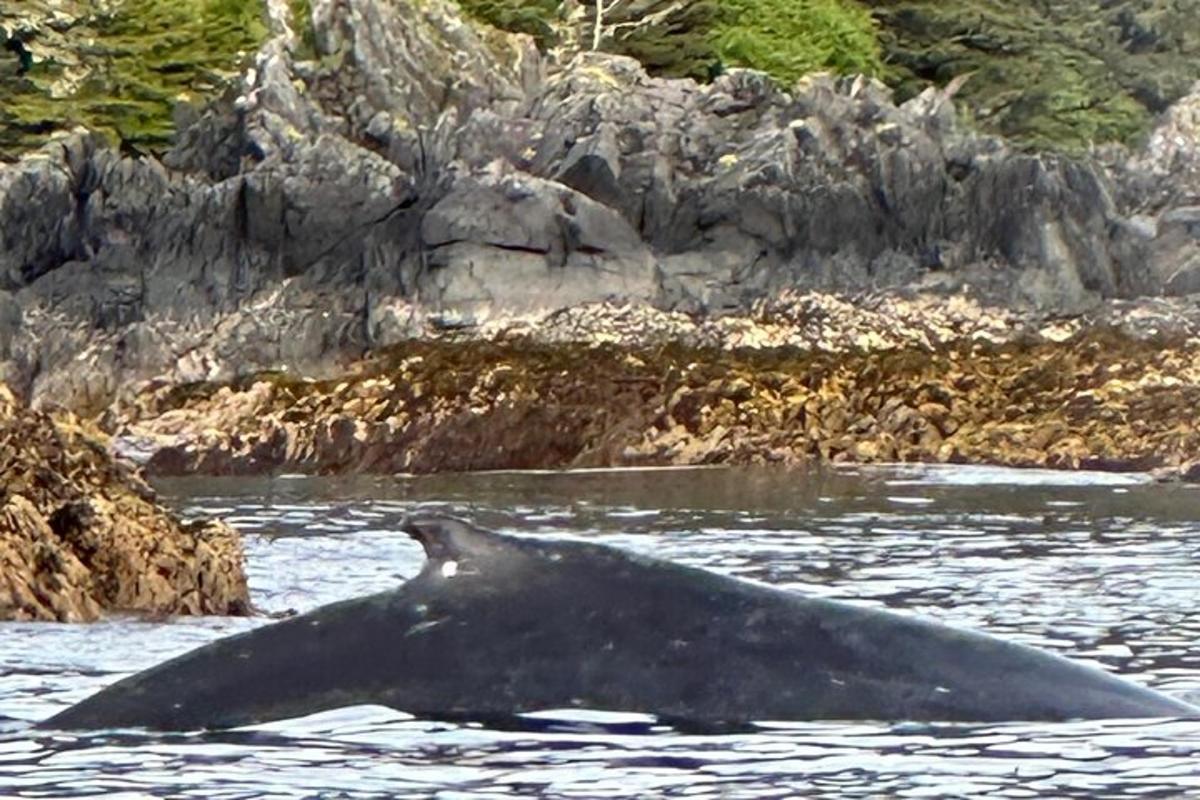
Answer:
41, 515, 1198, 730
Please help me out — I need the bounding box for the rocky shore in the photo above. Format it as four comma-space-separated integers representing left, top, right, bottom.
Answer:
0, 386, 249, 622
106, 293, 1200, 479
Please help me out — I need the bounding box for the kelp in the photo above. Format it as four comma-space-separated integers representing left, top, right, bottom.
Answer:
116, 330, 1200, 476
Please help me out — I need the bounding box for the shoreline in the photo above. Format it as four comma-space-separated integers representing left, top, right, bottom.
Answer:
103, 294, 1200, 483
147, 461, 1165, 487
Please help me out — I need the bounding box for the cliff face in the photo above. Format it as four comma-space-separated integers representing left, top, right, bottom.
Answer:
1, 0, 1198, 410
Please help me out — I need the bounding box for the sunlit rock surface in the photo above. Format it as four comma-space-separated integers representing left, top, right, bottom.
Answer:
0, 385, 249, 622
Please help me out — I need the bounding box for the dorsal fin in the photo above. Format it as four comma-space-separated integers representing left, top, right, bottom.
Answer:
401, 514, 499, 563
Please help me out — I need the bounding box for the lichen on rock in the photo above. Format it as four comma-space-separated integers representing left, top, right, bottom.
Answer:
0, 384, 249, 622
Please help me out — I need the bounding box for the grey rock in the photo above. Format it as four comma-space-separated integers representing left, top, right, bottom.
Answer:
2, 0, 1199, 409
1151, 206, 1200, 296
555, 123, 624, 209
1125, 81, 1200, 210
0, 291, 20, 360
420, 165, 657, 316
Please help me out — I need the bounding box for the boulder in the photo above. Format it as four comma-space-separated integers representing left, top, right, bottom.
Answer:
0, 385, 249, 621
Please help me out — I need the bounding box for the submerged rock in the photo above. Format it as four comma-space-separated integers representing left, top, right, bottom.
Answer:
0, 385, 249, 622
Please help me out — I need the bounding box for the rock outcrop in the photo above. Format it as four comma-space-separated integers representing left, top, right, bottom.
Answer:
1117, 80, 1200, 300
0, 385, 249, 622
0, 0, 1197, 414
1134, 81, 1200, 209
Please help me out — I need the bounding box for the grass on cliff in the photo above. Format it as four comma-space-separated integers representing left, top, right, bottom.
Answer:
455, 0, 883, 81
0, 0, 267, 161
710, 0, 882, 84
288, 0, 319, 60
862, 0, 1200, 151
458, 0, 1199, 150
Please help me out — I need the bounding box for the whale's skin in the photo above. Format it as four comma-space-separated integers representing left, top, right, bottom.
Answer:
41, 516, 1198, 730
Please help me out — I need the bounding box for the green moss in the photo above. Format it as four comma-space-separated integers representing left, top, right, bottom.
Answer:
0, 0, 267, 161
711, 0, 883, 84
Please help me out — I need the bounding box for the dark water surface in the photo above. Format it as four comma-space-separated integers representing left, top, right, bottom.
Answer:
4, 465, 1200, 798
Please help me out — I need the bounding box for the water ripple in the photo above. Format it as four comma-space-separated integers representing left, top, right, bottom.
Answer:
3, 466, 1200, 798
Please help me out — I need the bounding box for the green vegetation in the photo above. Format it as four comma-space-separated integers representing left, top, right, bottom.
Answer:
456, 0, 561, 48
455, 0, 881, 81
0, 0, 267, 161
601, 0, 720, 80
711, 0, 883, 85
288, 0, 318, 60
862, 0, 1200, 151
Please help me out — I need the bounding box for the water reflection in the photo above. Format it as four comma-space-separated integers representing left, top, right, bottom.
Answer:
3, 465, 1200, 798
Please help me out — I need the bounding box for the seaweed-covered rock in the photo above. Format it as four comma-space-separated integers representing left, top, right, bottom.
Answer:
0, 385, 249, 622
109, 293, 1200, 478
